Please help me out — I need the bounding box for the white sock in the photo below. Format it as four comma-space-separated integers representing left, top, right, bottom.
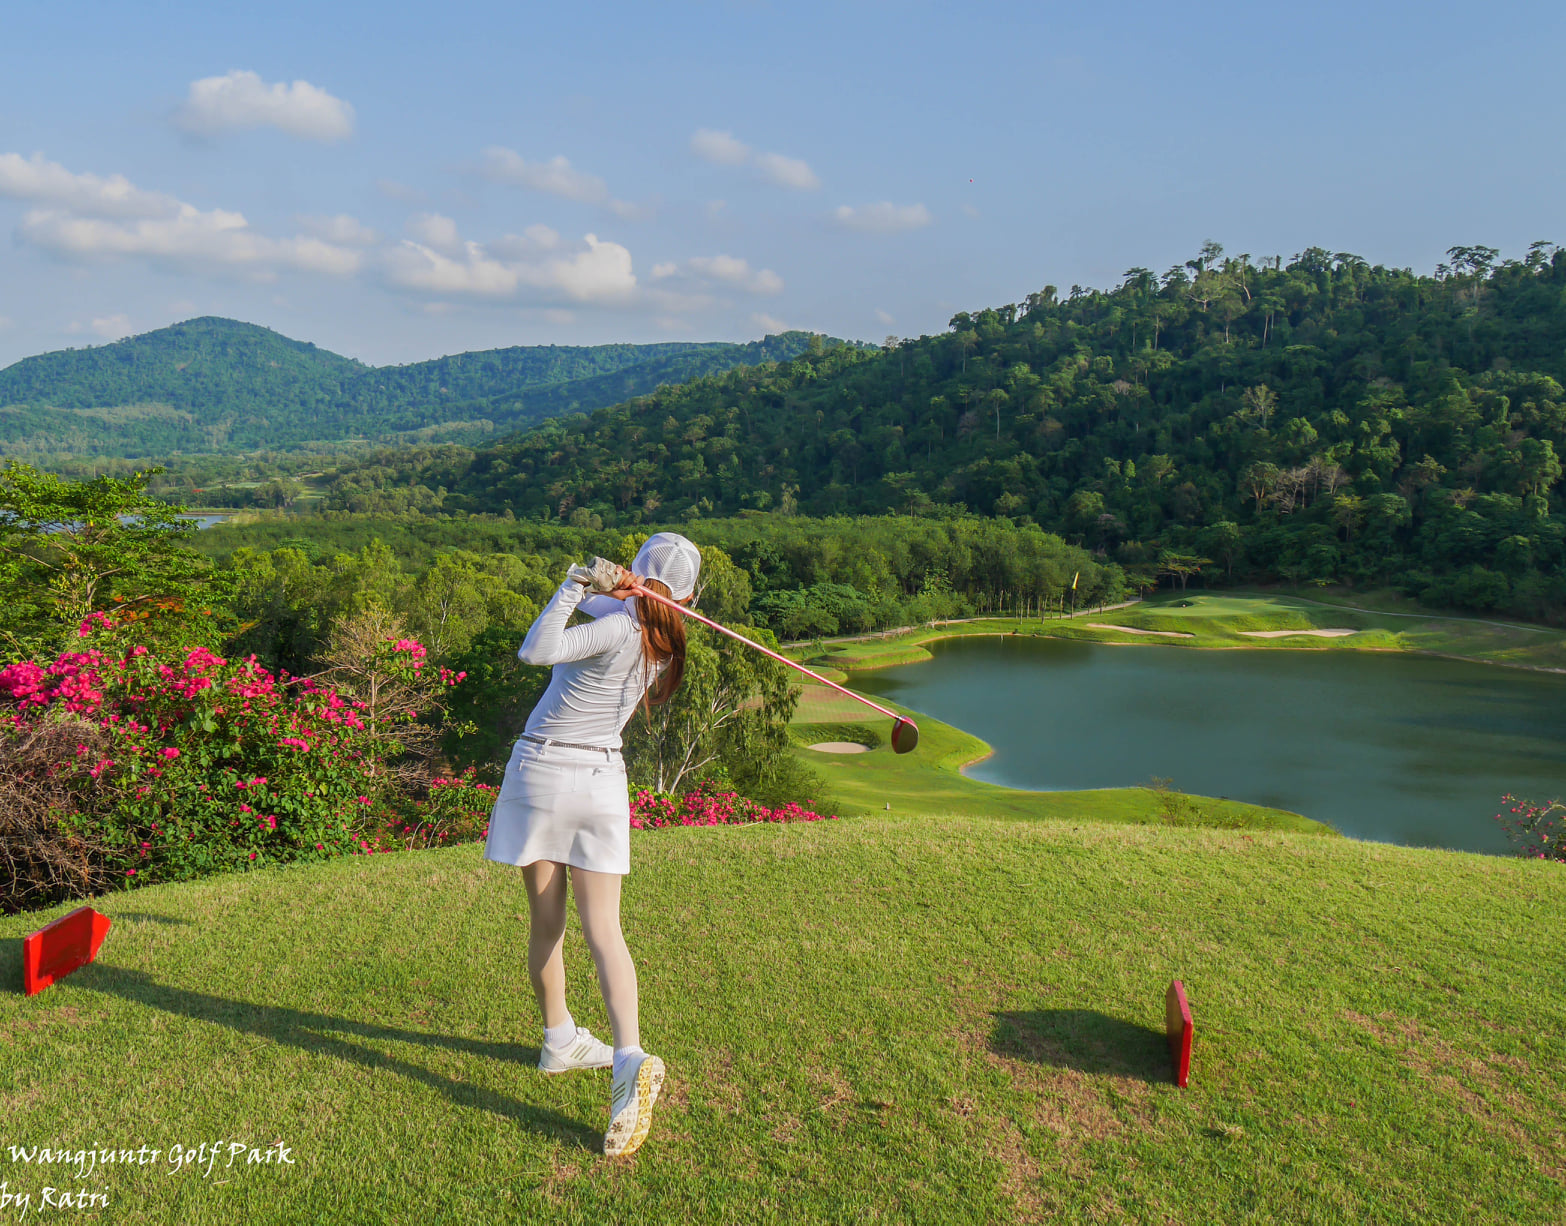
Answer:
544, 1015, 577, 1050
613, 1045, 645, 1078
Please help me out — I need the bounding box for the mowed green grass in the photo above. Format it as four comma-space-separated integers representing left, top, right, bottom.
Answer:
2, 821, 1562, 1224
789, 697, 1327, 836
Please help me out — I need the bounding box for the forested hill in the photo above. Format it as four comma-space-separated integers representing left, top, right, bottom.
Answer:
0, 317, 825, 457
328, 243, 1566, 621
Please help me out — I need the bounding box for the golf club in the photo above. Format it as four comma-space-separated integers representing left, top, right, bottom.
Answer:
623, 575, 919, 754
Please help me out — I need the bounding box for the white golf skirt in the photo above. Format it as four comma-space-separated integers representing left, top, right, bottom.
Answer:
482, 737, 632, 875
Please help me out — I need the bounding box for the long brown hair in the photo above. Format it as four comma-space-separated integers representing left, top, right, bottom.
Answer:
637, 578, 687, 709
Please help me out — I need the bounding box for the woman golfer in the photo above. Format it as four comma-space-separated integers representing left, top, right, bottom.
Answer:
482, 532, 701, 1158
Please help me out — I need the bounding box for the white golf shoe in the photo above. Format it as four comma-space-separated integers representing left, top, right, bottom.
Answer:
603, 1051, 665, 1157
538, 1026, 613, 1075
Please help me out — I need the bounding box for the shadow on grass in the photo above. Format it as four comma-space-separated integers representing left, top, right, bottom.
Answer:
69, 963, 599, 1149
0, 938, 23, 996
991, 1009, 1171, 1084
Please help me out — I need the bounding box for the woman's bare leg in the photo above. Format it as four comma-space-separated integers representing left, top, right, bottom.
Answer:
570, 866, 639, 1051
522, 860, 571, 1029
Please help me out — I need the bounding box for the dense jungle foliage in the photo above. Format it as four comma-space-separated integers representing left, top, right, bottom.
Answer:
191, 510, 1119, 653
0, 317, 824, 458
323, 243, 1566, 619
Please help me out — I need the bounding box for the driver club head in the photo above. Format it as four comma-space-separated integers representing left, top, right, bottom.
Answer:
891, 718, 919, 754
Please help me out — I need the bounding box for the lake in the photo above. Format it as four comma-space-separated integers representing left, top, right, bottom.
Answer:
850, 635, 1566, 853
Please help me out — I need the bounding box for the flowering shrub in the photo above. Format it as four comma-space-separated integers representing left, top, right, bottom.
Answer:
0, 612, 836, 911
629, 780, 837, 830
1495, 793, 1566, 862
381, 768, 497, 852
0, 615, 461, 905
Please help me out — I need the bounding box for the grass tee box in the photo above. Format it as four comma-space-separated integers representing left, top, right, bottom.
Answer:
2, 818, 1562, 1224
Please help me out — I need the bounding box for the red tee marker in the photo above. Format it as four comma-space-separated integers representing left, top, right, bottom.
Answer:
22, 907, 112, 996
1166, 979, 1193, 1088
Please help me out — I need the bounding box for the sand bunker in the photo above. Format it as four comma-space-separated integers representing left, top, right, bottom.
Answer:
1087, 624, 1195, 638
1241, 628, 1358, 638
808, 741, 871, 754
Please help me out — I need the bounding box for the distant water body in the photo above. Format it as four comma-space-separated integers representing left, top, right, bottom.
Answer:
851, 635, 1566, 854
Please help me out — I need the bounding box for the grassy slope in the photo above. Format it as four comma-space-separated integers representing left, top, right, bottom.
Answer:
2, 821, 1562, 1224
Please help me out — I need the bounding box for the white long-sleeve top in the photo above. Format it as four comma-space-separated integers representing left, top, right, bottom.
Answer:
517, 580, 660, 749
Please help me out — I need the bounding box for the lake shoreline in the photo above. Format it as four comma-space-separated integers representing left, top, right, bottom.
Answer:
836, 625, 1562, 855
790, 594, 1566, 679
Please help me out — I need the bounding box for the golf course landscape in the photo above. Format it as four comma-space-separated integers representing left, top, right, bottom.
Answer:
15, 4, 1566, 1220
3, 592, 1564, 1223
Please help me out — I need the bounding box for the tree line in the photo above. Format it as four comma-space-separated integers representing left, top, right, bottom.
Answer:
319, 243, 1566, 620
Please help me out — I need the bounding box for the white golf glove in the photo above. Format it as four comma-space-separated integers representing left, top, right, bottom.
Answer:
566, 556, 626, 593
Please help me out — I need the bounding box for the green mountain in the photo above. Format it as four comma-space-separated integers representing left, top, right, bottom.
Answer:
325, 243, 1566, 621
0, 317, 824, 457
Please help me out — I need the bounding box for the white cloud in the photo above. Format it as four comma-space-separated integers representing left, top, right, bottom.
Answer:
481, 148, 604, 203
383, 231, 636, 304
175, 70, 355, 141
690, 129, 750, 166
652, 254, 782, 295
688, 254, 783, 294
690, 129, 819, 190
0, 316, 12, 331
752, 313, 789, 335
875, 308, 895, 326
480, 147, 641, 216
0, 152, 177, 219
23, 207, 363, 277
487, 224, 562, 259
405, 212, 461, 252
6, 155, 364, 279
961, 203, 980, 219
522, 235, 638, 302
297, 213, 378, 245
18, 199, 361, 287
382, 243, 515, 297
832, 202, 933, 234
542, 308, 575, 325
754, 152, 820, 191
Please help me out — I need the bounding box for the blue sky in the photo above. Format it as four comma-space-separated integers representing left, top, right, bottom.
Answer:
2, 0, 1563, 368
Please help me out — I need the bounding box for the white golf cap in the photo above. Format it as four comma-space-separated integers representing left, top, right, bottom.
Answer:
632, 532, 702, 600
